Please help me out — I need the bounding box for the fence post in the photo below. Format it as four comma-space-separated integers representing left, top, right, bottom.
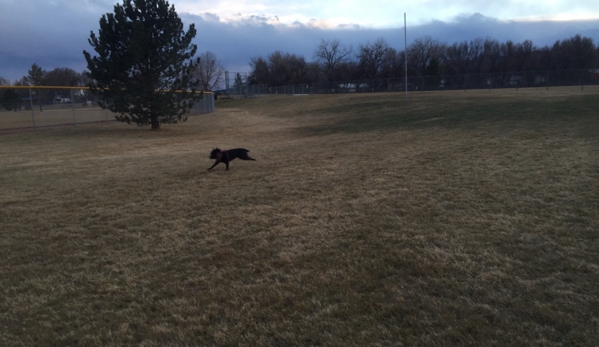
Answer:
28, 88, 36, 129
71, 89, 76, 126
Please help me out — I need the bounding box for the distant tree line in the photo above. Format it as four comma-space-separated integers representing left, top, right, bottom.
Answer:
4, 64, 95, 87
248, 34, 599, 87
1, 34, 597, 93
0, 64, 95, 111
0, 51, 221, 112
0, 52, 223, 91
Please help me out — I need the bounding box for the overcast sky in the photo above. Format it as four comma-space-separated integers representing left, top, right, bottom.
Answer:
1, 0, 598, 82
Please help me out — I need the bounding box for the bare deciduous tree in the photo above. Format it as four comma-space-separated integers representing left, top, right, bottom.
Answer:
445, 41, 470, 75
249, 56, 270, 84
408, 36, 446, 76
43, 67, 81, 86
193, 51, 224, 91
357, 38, 390, 79
551, 34, 596, 70
13, 76, 29, 86
268, 51, 292, 86
380, 48, 406, 78
314, 39, 352, 82
480, 38, 502, 73
249, 52, 314, 86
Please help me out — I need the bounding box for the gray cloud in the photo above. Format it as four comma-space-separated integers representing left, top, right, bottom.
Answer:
1, 4, 598, 82
188, 12, 599, 73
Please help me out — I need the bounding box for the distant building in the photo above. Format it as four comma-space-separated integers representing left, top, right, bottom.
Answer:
21, 96, 38, 110
53, 95, 71, 103
338, 83, 369, 92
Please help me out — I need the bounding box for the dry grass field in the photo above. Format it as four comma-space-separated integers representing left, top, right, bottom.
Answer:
1, 87, 598, 346
0, 107, 112, 129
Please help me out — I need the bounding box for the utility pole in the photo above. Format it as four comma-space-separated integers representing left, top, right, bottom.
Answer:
404, 13, 408, 100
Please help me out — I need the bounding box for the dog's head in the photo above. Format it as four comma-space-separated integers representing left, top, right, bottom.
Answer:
209, 148, 221, 159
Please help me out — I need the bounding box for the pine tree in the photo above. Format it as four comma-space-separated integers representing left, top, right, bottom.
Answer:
27, 63, 46, 86
83, 0, 201, 130
234, 73, 244, 86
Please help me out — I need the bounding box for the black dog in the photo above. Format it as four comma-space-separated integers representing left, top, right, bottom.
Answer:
208, 148, 255, 171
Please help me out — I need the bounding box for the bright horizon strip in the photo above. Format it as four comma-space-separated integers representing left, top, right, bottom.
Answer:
184, 14, 599, 30
176, 0, 599, 28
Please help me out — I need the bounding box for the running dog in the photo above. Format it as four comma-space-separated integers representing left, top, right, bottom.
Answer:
208, 148, 256, 171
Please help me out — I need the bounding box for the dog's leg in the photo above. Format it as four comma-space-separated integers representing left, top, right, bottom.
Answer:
240, 153, 256, 161
225, 162, 229, 171
208, 161, 219, 171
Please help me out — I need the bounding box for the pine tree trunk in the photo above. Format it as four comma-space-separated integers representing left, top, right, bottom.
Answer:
151, 116, 160, 130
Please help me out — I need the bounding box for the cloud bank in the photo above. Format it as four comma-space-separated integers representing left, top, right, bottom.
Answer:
0, 1, 598, 82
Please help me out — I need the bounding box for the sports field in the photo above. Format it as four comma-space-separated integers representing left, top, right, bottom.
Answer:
0, 106, 112, 129
1, 87, 598, 346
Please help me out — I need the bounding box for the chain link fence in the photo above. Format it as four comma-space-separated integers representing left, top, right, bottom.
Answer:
241, 69, 599, 96
221, 84, 268, 98
0, 86, 214, 131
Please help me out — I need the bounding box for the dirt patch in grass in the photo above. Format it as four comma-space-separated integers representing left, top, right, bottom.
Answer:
1, 87, 598, 346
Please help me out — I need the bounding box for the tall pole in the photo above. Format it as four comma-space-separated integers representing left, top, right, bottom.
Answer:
71, 89, 76, 126
28, 88, 36, 129
404, 13, 408, 100
225, 70, 230, 97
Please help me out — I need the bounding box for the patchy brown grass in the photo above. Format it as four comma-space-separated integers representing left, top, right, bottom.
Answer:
0, 107, 113, 129
1, 87, 598, 346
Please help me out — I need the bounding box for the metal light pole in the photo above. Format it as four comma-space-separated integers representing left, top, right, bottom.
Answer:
28, 88, 36, 129
404, 13, 408, 100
